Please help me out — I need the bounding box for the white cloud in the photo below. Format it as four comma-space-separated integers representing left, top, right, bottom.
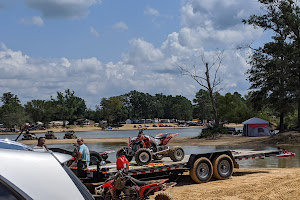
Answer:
24, 0, 102, 19
90, 27, 100, 37
106, 61, 135, 79
123, 38, 164, 65
144, 7, 160, 16
32, 16, 44, 26
112, 22, 128, 31
20, 16, 44, 26
61, 57, 71, 68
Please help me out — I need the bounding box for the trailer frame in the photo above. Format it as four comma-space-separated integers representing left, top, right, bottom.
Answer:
72, 149, 281, 184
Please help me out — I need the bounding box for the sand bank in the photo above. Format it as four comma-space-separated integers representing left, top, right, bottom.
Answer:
150, 168, 300, 200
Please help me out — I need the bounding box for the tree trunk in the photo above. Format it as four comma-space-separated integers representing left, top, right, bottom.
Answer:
279, 112, 284, 131
205, 63, 219, 127
298, 100, 300, 128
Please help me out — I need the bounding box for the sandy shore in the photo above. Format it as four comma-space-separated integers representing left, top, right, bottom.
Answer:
149, 168, 300, 200
1, 123, 244, 135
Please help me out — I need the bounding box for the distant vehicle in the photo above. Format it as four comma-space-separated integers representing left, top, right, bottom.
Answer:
22, 131, 37, 140
63, 130, 77, 139
45, 131, 57, 139
0, 148, 95, 199
226, 127, 237, 135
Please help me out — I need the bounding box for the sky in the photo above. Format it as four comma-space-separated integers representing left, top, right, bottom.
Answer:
0, 0, 271, 109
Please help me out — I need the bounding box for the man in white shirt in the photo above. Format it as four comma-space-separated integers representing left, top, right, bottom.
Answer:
33, 137, 50, 152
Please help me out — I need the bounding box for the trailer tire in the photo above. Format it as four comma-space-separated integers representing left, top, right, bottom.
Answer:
169, 146, 185, 162
190, 157, 213, 183
116, 147, 134, 162
212, 154, 233, 180
135, 148, 152, 166
154, 192, 174, 200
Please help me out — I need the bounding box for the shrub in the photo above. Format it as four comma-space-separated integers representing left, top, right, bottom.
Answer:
195, 126, 228, 139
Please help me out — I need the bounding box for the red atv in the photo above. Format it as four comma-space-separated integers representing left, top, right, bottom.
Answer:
95, 157, 176, 200
116, 129, 185, 165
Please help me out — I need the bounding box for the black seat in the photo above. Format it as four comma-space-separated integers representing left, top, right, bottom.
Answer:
129, 177, 161, 186
155, 133, 169, 139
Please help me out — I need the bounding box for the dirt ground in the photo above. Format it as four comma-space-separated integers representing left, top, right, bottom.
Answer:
150, 168, 300, 200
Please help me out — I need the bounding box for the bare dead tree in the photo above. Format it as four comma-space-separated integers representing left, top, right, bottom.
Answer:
178, 51, 225, 127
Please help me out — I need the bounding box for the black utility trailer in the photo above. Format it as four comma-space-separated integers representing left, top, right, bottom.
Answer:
73, 149, 281, 184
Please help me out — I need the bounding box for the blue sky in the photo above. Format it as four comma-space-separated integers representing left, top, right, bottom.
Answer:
0, 0, 270, 108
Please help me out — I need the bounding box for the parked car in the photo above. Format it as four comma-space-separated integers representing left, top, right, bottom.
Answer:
0, 147, 95, 200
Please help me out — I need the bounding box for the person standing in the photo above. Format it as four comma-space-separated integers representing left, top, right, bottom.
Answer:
33, 137, 50, 152
76, 137, 90, 170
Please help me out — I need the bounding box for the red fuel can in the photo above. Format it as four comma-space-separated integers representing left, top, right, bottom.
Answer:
116, 155, 129, 170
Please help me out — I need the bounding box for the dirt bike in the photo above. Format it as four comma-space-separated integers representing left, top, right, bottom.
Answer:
116, 129, 184, 166
95, 168, 176, 200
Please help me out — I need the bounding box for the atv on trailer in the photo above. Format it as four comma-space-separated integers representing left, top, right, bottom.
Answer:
63, 130, 77, 139
22, 131, 37, 140
116, 129, 185, 166
45, 131, 57, 139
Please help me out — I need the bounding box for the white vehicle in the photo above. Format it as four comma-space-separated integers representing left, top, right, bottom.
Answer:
0, 139, 33, 151
0, 143, 95, 200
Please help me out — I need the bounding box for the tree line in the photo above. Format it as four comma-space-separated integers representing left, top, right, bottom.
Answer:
0, 88, 288, 129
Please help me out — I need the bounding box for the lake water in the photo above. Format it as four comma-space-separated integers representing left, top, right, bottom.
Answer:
0, 128, 204, 141
1, 127, 298, 169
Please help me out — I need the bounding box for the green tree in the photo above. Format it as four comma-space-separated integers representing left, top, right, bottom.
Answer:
217, 92, 253, 123
0, 92, 28, 128
1, 92, 20, 105
243, 0, 298, 129
123, 91, 154, 119
99, 96, 128, 125
193, 89, 213, 121
170, 95, 193, 120
51, 89, 87, 125
24, 100, 54, 124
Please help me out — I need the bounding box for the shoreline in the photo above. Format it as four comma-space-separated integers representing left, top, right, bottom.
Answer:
18, 134, 300, 146
0, 123, 243, 135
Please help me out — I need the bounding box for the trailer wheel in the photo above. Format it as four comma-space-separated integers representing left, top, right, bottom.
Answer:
169, 146, 185, 162
212, 154, 233, 180
116, 147, 134, 162
190, 157, 213, 183
135, 148, 152, 166
154, 192, 174, 200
